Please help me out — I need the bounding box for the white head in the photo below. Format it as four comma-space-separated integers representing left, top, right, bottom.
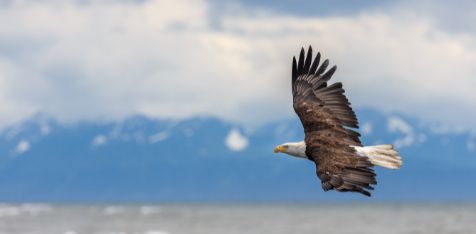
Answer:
273, 141, 307, 159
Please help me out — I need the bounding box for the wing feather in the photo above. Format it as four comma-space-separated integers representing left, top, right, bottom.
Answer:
297, 48, 305, 75
316, 59, 329, 77
291, 46, 375, 196
303, 47, 313, 74
292, 57, 298, 86
309, 52, 321, 74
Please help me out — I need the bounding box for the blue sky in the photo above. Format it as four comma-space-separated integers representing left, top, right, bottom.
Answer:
1, 0, 476, 133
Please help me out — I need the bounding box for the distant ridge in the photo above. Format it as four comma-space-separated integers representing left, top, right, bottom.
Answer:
0, 109, 475, 202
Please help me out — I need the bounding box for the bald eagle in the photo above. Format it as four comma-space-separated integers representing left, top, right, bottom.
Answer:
274, 46, 402, 197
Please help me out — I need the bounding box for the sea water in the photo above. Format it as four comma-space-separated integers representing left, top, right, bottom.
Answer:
0, 203, 474, 234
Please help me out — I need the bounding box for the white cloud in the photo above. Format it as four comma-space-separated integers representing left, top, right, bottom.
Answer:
225, 128, 249, 151
0, 1, 476, 132
92, 134, 108, 146
15, 139, 30, 154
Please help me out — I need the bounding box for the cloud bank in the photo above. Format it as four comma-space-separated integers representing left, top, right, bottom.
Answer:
1, 0, 476, 133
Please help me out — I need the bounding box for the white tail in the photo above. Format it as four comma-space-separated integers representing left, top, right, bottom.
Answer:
353, 144, 402, 169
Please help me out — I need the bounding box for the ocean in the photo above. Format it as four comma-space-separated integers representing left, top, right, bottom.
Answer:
0, 203, 474, 234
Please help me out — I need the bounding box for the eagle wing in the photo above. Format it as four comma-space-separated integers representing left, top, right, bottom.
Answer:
292, 46, 376, 196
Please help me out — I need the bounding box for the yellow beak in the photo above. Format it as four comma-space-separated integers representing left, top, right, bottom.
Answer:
274, 145, 285, 153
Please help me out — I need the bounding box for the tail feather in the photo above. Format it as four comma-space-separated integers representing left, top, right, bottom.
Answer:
353, 144, 402, 169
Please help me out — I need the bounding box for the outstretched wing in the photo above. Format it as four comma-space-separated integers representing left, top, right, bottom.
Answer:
292, 46, 376, 196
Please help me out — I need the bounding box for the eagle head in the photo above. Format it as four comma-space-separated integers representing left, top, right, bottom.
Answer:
273, 142, 307, 158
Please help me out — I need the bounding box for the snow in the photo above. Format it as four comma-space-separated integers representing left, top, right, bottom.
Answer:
387, 116, 415, 148
225, 128, 249, 151
467, 139, 475, 152
149, 131, 169, 143
40, 122, 51, 136
183, 128, 194, 137
388, 116, 413, 134
15, 140, 30, 154
92, 135, 108, 146
362, 122, 373, 135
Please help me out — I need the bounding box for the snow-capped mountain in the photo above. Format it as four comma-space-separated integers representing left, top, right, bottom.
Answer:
0, 109, 475, 202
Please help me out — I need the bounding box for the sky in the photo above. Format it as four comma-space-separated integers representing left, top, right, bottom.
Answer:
1, 0, 476, 133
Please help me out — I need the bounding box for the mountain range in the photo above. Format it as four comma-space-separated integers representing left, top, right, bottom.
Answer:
0, 109, 475, 202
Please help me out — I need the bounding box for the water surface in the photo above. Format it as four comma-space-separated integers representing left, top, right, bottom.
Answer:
0, 203, 474, 234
